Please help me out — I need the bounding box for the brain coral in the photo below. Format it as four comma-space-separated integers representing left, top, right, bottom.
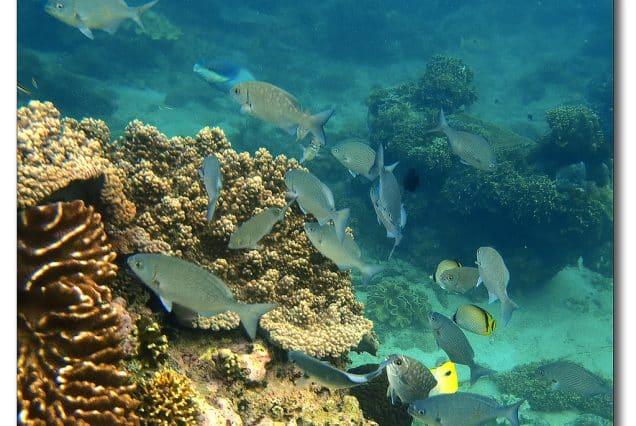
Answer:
107, 121, 372, 357
17, 200, 139, 425
17, 101, 135, 231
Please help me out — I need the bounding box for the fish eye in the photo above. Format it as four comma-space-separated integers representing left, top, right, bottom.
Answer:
134, 260, 142, 268
395, 358, 403, 366
56, 2, 64, 8
444, 370, 451, 376
234, 88, 240, 94
418, 409, 426, 415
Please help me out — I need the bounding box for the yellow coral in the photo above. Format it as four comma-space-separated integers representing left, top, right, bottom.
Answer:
136, 369, 200, 425
17, 101, 135, 232
108, 122, 372, 357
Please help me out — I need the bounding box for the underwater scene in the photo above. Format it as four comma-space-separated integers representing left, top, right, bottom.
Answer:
16, 0, 614, 425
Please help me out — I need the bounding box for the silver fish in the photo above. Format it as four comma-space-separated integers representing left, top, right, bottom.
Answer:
45, 0, 159, 40
408, 393, 523, 426
289, 351, 386, 390
370, 145, 406, 260
536, 361, 612, 396
199, 155, 222, 222
428, 312, 495, 384
229, 203, 290, 250
304, 222, 383, 285
427, 110, 496, 171
229, 81, 334, 145
285, 169, 350, 242
476, 246, 518, 326
438, 267, 481, 294
330, 139, 376, 179
127, 253, 277, 340
386, 355, 438, 404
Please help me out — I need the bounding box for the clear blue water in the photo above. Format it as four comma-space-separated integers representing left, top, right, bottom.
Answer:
18, 0, 613, 424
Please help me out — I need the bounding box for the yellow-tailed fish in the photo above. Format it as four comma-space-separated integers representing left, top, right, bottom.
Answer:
431, 259, 462, 285
452, 304, 496, 336
429, 361, 459, 396
426, 109, 496, 171
476, 246, 519, 326
230, 81, 334, 146
44, 0, 159, 40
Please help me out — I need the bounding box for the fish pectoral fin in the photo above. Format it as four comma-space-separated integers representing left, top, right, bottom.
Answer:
460, 159, 470, 166
487, 291, 499, 304
348, 170, 357, 178
240, 103, 252, 114
476, 276, 483, 287
78, 25, 94, 39
159, 296, 173, 312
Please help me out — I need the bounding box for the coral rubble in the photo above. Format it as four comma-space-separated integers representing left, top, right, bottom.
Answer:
17, 200, 139, 425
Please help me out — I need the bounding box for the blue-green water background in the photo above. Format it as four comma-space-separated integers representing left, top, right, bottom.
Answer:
18, 0, 614, 423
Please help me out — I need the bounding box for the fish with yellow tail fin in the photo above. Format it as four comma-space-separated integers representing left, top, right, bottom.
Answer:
45, 0, 159, 40
453, 304, 496, 336
429, 361, 459, 396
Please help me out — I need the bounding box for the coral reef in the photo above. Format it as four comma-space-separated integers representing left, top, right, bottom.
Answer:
414, 55, 478, 112
17, 200, 139, 425
136, 369, 201, 425
543, 105, 606, 157
365, 277, 431, 333
107, 121, 372, 357
17, 101, 135, 232
495, 361, 613, 420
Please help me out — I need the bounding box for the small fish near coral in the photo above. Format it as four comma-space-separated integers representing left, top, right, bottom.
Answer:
288, 350, 387, 390
453, 304, 496, 336
199, 154, 222, 222
385, 354, 438, 404
429, 361, 459, 396
536, 360, 612, 397
476, 246, 519, 326
330, 139, 378, 179
431, 259, 462, 284
229, 202, 292, 250
44, 0, 159, 39
127, 253, 277, 340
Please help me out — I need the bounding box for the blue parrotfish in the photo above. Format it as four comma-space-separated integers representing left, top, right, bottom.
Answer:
193, 60, 255, 93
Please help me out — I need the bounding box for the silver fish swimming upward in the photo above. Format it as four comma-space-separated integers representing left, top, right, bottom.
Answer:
409, 392, 523, 426
476, 246, 518, 326
285, 169, 350, 242
199, 155, 222, 222
45, 0, 159, 40
289, 351, 387, 390
229, 202, 291, 250
127, 253, 277, 340
428, 311, 495, 385
370, 145, 406, 260
304, 222, 383, 285
230, 81, 334, 146
427, 109, 496, 171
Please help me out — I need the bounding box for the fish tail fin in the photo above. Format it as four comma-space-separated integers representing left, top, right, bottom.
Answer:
132, 0, 159, 30
235, 302, 277, 341
502, 399, 524, 426
469, 362, 495, 385
387, 235, 401, 261
361, 264, 384, 285
304, 108, 335, 146
501, 298, 519, 326
332, 208, 350, 243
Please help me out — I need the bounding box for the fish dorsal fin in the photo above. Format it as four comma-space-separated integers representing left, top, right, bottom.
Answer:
487, 291, 499, 304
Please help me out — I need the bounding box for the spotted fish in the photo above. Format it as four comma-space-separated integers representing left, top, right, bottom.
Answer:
385, 354, 437, 404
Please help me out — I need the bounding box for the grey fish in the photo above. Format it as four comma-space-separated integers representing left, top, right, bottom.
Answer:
330, 139, 376, 179
228, 202, 291, 250
476, 246, 518, 326
289, 351, 387, 390
127, 253, 277, 340
536, 360, 612, 396
230, 81, 334, 145
304, 222, 383, 285
438, 267, 481, 294
427, 109, 496, 171
428, 312, 495, 384
285, 169, 350, 242
408, 392, 523, 426
199, 155, 223, 222
371, 144, 406, 260
45, 0, 159, 40
386, 355, 437, 404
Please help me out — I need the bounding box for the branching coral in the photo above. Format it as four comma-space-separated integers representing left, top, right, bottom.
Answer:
136, 369, 200, 425
414, 55, 478, 112
17, 101, 135, 231
495, 362, 613, 420
544, 105, 606, 155
365, 277, 431, 333
17, 200, 139, 425
107, 121, 372, 357
135, 317, 169, 369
